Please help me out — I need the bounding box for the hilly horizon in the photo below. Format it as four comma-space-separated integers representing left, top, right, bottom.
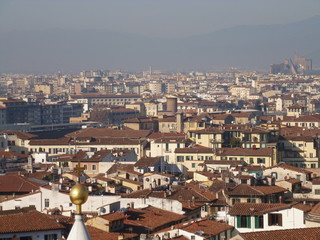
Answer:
1, 15, 320, 73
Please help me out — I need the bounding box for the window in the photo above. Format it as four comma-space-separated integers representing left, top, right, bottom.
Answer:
296, 175, 301, 180
177, 156, 184, 162
255, 215, 264, 229
84, 164, 88, 170
20, 237, 32, 240
192, 163, 196, 168
165, 143, 169, 151
249, 158, 254, 164
310, 153, 314, 158
197, 134, 201, 139
45, 234, 58, 240
237, 215, 251, 228
315, 189, 320, 195
177, 143, 180, 148
247, 198, 256, 203
268, 213, 282, 226
45, 199, 49, 208
92, 165, 96, 170
257, 158, 265, 164
311, 164, 316, 168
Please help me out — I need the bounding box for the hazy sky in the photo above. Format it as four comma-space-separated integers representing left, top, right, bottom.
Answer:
1, 0, 320, 38
0, 0, 319, 73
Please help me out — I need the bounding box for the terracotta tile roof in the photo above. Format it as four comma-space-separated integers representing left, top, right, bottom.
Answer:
124, 206, 185, 231
216, 147, 273, 157
229, 202, 291, 216
70, 149, 112, 163
29, 137, 71, 145
122, 189, 165, 198
167, 185, 216, 202
208, 179, 227, 193
0, 173, 46, 193
194, 171, 216, 179
286, 178, 302, 184
266, 163, 312, 174
86, 226, 138, 240
212, 114, 232, 120
106, 163, 134, 175
252, 185, 286, 195
72, 93, 140, 98
124, 117, 157, 123
226, 184, 286, 196
238, 227, 320, 240
30, 137, 145, 146
94, 174, 114, 182
189, 128, 224, 134
0, 209, 64, 233
0, 131, 37, 140
308, 202, 320, 215
287, 105, 305, 109
134, 157, 162, 168
158, 116, 176, 122
295, 114, 320, 122
293, 203, 313, 213
148, 132, 186, 139
118, 168, 143, 176
99, 212, 126, 221
113, 176, 142, 186
155, 218, 233, 237
66, 127, 151, 139
0, 151, 28, 159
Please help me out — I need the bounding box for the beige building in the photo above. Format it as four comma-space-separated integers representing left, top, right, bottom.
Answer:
229, 86, 256, 100
278, 135, 319, 168
215, 147, 276, 167
35, 84, 53, 95
174, 148, 215, 171
144, 102, 159, 117
188, 128, 224, 149
282, 114, 320, 128
28, 137, 147, 159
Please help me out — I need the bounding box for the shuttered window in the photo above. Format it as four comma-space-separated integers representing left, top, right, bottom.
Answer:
255, 215, 264, 228
268, 213, 282, 226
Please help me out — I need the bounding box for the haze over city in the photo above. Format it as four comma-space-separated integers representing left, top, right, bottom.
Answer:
0, 0, 320, 73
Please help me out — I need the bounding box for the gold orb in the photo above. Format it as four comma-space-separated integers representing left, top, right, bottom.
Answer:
70, 183, 89, 206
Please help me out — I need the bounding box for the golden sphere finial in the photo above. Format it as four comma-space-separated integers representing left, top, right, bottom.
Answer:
70, 183, 89, 214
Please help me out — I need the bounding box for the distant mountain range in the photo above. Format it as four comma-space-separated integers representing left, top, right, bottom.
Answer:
1, 15, 320, 73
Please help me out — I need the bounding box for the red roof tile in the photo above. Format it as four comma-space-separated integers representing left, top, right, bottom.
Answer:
239, 227, 320, 240
229, 202, 290, 216
0, 209, 64, 233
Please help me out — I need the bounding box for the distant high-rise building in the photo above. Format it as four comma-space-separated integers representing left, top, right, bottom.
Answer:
270, 55, 312, 74
294, 55, 312, 72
